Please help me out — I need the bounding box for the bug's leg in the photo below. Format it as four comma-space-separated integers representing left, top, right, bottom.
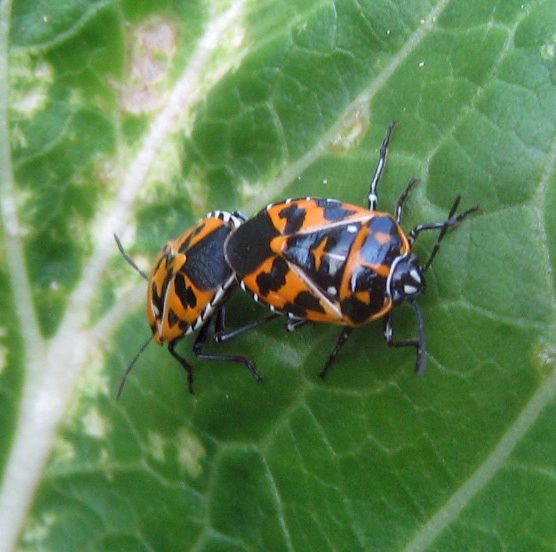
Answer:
409, 197, 479, 271
383, 302, 426, 375
319, 327, 353, 379
286, 317, 308, 332
214, 312, 280, 342
168, 340, 196, 394
231, 210, 248, 222
394, 177, 419, 223
368, 122, 396, 210
214, 305, 227, 334
195, 314, 265, 382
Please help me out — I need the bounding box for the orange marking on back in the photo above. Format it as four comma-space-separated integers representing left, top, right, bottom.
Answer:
374, 231, 391, 245
312, 235, 328, 271
270, 235, 288, 255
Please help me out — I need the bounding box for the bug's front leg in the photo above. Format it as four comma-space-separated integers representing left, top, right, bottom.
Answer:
168, 339, 196, 394
383, 302, 426, 375
368, 122, 396, 210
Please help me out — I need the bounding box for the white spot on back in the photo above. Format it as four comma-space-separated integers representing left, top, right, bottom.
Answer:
347, 224, 357, 233
404, 284, 418, 295
327, 286, 337, 295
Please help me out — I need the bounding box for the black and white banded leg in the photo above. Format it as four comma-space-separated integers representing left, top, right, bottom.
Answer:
394, 177, 419, 223
368, 122, 396, 210
214, 311, 280, 343
286, 317, 308, 332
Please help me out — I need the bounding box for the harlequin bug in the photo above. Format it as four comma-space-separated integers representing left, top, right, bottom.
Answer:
221, 123, 478, 377
115, 210, 263, 396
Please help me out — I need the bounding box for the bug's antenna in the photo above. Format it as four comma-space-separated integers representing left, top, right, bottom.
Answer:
114, 234, 149, 281
116, 335, 153, 399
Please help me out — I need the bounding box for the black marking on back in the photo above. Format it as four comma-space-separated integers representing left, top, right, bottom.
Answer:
361, 215, 403, 266
151, 280, 165, 318
174, 274, 198, 309
178, 319, 190, 332
168, 309, 180, 327
225, 210, 280, 277
283, 302, 307, 318
316, 198, 356, 221
350, 266, 385, 296
179, 222, 205, 253
174, 274, 189, 308
183, 224, 232, 290
256, 256, 289, 296
294, 291, 325, 314
279, 204, 306, 234
340, 297, 373, 325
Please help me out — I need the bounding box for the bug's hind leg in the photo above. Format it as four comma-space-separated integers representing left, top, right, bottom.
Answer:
194, 310, 264, 383
214, 311, 279, 342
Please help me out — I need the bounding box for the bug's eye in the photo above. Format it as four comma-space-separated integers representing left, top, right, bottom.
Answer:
388, 254, 425, 304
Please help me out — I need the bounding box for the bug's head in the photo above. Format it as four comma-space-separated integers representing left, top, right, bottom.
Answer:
387, 253, 425, 305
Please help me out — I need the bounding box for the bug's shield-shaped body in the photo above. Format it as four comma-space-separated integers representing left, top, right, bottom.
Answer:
225, 198, 411, 327
148, 212, 240, 344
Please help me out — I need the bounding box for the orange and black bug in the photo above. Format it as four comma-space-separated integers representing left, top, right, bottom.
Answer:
115, 210, 263, 396
221, 124, 478, 376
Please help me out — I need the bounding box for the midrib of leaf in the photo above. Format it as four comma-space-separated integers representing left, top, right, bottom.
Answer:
0, 1, 248, 550
0, 1, 43, 351
403, 130, 556, 552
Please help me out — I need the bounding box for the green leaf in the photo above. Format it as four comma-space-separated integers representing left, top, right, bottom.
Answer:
1, 0, 555, 550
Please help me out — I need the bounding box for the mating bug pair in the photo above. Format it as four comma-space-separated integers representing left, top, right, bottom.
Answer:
116, 124, 478, 396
